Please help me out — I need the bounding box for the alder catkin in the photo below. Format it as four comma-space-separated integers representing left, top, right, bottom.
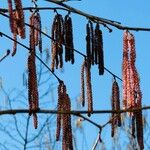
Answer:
122, 31, 143, 149
111, 80, 121, 137
95, 23, 104, 75
122, 31, 128, 109
56, 82, 63, 141
56, 82, 73, 149
14, 0, 25, 38
27, 12, 39, 129
86, 22, 91, 66
8, 0, 14, 33
51, 14, 64, 71
80, 61, 85, 107
85, 60, 93, 117
64, 14, 74, 64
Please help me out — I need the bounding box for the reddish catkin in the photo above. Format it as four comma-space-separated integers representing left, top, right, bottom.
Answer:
111, 80, 121, 137
33, 12, 42, 53
56, 83, 73, 149
85, 60, 93, 117
122, 31, 128, 109
8, 0, 14, 33
14, 0, 25, 38
56, 82, 63, 141
27, 13, 39, 129
80, 61, 85, 107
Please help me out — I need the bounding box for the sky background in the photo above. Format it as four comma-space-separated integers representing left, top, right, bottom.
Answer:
0, 0, 150, 149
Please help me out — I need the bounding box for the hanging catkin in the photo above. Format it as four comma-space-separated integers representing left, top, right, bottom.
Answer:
95, 23, 104, 75
111, 80, 121, 137
86, 22, 91, 66
85, 60, 93, 117
122, 31, 129, 109
7, 0, 18, 56
56, 82, 63, 141
64, 14, 74, 64
80, 61, 85, 107
51, 14, 64, 72
8, 0, 14, 33
14, 0, 25, 38
56, 82, 73, 150
122, 31, 143, 149
27, 13, 39, 129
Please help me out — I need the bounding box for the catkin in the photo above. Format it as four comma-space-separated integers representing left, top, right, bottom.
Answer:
56, 82, 73, 150
14, 0, 25, 38
122, 31, 128, 109
51, 14, 64, 72
85, 60, 93, 117
111, 80, 121, 137
95, 23, 104, 75
86, 22, 91, 66
80, 61, 85, 107
64, 14, 74, 64
56, 82, 63, 141
122, 31, 143, 149
27, 12, 39, 129
8, 0, 14, 33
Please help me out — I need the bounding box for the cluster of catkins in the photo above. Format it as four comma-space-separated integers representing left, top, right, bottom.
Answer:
80, 59, 93, 117
51, 13, 74, 72
27, 11, 42, 129
122, 30, 143, 149
111, 80, 121, 137
56, 82, 73, 150
86, 21, 104, 75
7, 0, 25, 56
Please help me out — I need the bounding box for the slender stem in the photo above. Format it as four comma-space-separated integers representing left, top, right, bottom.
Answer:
45, 0, 150, 32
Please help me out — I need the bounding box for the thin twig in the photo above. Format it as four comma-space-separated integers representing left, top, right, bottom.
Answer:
45, 0, 150, 32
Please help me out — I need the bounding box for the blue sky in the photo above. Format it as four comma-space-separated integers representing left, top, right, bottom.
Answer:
0, 0, 150, 149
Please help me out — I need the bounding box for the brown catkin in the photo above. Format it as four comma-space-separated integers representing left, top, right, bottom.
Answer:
89, 21, 95, 65
95, 23, 104, 75
86, 22, 91, 66
27, 13, 39, 129
8, 0, 14, 33
14, 0, 25, 38
111, 80, 121, 137
85, 60, 93, 117
80, 61, 85, 107
135, 110, 144, 150
64, 14, 74, 64
51, 14, 64, 71
56, 82, 63, 141
56, 83, 73, 150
